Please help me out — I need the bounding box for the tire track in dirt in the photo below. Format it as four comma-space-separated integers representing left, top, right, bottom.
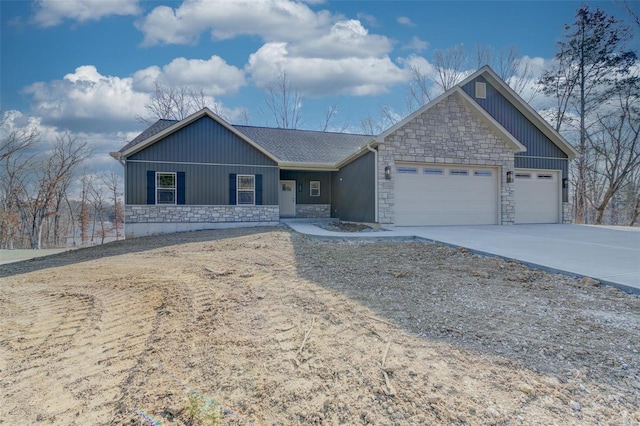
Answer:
0, 271, 162, 424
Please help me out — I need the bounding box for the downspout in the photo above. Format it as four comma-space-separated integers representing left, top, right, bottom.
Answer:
365, 140, 379, 223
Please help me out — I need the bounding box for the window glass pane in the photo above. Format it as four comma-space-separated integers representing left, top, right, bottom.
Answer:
238, 175, 254, 190
310, 181, 320, 197
424, 168, 443, 175
474, 170, 492, 177
397, 167, 418, 174
450, 169, 469, 176
157, 189, 175, 204
516, 173, 531, 179
238, 191, 254, 204
537, 174, 553, 180
157, 173, 175, 188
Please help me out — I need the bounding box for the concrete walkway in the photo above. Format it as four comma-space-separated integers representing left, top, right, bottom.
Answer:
283, 220, 640, 294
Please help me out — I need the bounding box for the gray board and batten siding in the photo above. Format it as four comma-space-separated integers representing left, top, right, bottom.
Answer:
125, 116, 278, 205
280, 170, 332, 205
461, 76, 569, 202
331, 151, 376, 223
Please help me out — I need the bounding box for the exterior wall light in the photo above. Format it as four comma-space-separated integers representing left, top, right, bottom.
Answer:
562, 178, 569, 189
298, 183, 303, 192
385, 166, 392, 180
506, 171, 513, 183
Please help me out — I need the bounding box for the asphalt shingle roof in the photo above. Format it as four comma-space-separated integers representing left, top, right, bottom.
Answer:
234, 125, 374, 165
119, 119, 177, 153
120, 118, 375, 166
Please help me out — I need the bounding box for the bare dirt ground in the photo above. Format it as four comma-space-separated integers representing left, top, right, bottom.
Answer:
0, 227, 638, 425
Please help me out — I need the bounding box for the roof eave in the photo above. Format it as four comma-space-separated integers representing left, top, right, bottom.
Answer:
279, 162, 339, 171
463, 66, 578, 160
375, 87, 526, 153
120, 108, 281, 163
455, 89, 527, 153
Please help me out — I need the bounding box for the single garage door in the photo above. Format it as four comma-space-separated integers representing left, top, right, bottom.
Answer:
514, 169, 560, 224
395, 163, 499, 226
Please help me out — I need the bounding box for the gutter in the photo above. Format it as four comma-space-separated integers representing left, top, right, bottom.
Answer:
365, 140, 379, 223
109, 151, 125, 166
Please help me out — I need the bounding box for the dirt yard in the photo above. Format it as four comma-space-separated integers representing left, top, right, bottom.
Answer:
0, 227, 638, 425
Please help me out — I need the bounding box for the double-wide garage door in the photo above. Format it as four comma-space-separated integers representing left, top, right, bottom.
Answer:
395, 163, 499, 226
514, 169, 560, 224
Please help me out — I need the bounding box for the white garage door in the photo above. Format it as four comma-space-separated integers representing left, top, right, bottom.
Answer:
514, 170, 560, 224
395, 163, 499, 226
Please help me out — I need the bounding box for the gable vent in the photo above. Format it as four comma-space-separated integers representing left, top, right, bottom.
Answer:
475, 82, 487, 99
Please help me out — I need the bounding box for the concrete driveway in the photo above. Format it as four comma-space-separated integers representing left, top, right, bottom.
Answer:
400, 224, 640, 294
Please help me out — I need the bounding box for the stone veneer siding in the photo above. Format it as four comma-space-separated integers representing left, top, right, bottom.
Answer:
126, 205, 279, 223
562, 202, 572, 224
378, 92, 516, 225
125, 205, 279, 237
295, 204, 331, 218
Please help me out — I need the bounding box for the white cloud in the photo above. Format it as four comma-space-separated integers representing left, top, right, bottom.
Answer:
23, 58, 245, 134
247, 42, 408, 97
288, 20, 393, 59
397, 16, 416, 27
24, 66, 148, 133
356, 12, 378, 27
32, 0, 141, 27
133, 56, 246, 96
136, 0, 334, 46
401, 36, 428, 52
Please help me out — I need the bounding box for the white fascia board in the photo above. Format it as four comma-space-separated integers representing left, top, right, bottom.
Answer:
463, 66, 578, 160
335, 139, 378, 169
455, 89, 527, 153
375, 87, 526, 153
278, 162, 339, 171
375, 88, 457, 143
121, 108, 282, 163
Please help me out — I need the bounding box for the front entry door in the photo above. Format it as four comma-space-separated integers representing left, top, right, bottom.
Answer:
279, 180, 296, 217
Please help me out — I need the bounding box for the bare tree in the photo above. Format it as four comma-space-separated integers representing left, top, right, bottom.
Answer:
138, 82, 226, 123
262, 70, 304, 129
102, 171, 124, 240
13, 133, 89, 249
407, 44, 468, 111
586, 78, 640, 224
0, 116, 39, 249
79, 174, 91, 246
476, 44, 538, 101
89, 179, 108, 245
538, 6, 637, 223
407, 44, 536, 112
320, 103, 349, 132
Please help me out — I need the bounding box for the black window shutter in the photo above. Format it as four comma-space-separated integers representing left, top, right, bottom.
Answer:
177, 172, 186, 205
229, 173, 237, 205
146, 170, 156, 204
255, 174, 263, 205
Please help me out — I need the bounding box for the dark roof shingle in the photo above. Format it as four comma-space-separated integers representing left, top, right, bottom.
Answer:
120, 117, 375, 166
119, 119, 178, 153
235, 125, 374, 165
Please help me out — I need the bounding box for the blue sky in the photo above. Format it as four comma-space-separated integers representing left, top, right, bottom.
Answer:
0, 0, 636, 171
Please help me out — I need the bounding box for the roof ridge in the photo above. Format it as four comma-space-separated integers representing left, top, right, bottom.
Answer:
234, 124, 374, 137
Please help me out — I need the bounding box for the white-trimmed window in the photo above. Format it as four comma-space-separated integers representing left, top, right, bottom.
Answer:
310, 181, 320, 197
156, 172, 176, 204
516, 173, 532, 179
474, 170, 492, 177
237, 175, 255, 205
537, 174, 553, 180
424, 168, 444, 175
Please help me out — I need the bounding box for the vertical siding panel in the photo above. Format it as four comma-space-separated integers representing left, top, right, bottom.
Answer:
462, 76, 569, 160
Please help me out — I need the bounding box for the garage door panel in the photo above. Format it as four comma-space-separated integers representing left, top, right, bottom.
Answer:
514, 170, 559, 224
395, 163, 498, 226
